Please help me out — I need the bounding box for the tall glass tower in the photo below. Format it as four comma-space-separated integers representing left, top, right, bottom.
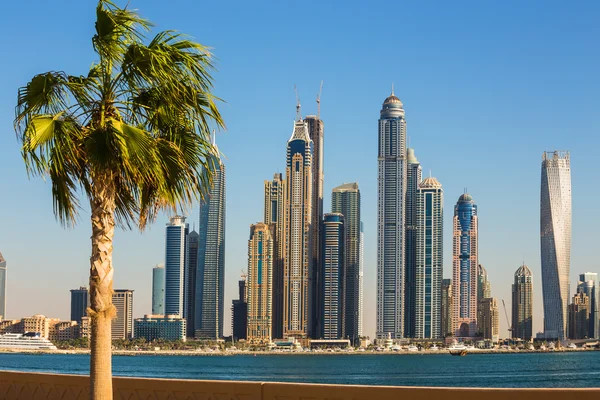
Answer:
578, 272, 598, 339
184, 230, 199, 337
540, 151, 571, 340
321, 213, 345, 339
512, 264, 533, 340
264, 173, 286, 339
283, 117, 313, 338
247, 223, 274, 342
332, 182, 361, 343
305, 115, 324, 339
0, 252, 5, 319
152, 265, 165, 315
452, 193, 478, 338
415, 176, 443, 339
404, 148, 422, 338
377, 88, 407, 339
195, 139, 226, 339
164, 216, 188, 317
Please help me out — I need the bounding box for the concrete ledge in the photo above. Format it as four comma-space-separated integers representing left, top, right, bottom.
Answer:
0, 370, 597, 400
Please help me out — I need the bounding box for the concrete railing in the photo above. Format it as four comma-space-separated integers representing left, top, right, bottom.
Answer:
0, 370, 598, 399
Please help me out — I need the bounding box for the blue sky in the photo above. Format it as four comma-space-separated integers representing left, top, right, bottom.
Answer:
0, 0, 599, 338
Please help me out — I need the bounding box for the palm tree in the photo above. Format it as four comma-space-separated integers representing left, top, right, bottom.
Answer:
14, 1, 224, 398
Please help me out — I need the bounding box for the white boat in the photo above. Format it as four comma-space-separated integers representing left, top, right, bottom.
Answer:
567, 343, 577, 349
430, 344, 439, 351
407, 344, 419, 352
0, 333, 57, 350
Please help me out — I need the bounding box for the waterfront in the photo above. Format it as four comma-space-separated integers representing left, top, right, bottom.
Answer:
0, 352, 599, 388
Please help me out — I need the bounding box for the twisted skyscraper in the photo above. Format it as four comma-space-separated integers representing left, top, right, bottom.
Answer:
540, 151, 571, 340
377, 89, 407, 339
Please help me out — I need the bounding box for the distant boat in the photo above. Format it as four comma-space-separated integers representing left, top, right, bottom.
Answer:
0, 333, 57, 350
407, 345, 419, 352
447, 343, 468, 356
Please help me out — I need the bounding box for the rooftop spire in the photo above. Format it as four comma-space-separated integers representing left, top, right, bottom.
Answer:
391, 82, 395, 95
294, 84, 301, 121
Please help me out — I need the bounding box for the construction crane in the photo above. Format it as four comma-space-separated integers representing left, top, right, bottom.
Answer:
502, 299, 512, 332
316, 80, 324, 118
240, 270, 247, 281
294, 84, 301, 121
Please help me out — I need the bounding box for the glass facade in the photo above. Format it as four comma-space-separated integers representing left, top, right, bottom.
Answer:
321, 214, 345, 339
196, 154, 226, 339
0, 252, 5, 319
247, 223, 274, 342
164, 216, 188, 317
540, 151, 571, 340
152, 265, 165, 316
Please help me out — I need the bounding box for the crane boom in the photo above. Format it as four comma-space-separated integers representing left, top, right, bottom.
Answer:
316, 80, 324, 118
502, 299, 512, 332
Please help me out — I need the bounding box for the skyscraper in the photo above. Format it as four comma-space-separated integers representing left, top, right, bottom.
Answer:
452, 193, 479, 338
264, 173, 286, 339
358, 222, 364, 338
477, 264, 491, 300
283, 117, 313, 338
152, 265, 165, 315
305, 115, 324, 339
0, 252, 5, 319
184, 230, 199, 337
247, 223, 274, 342
414, 176, 443, 339
441, 279, 453, 337
331, 183, 361, 343
231, 278, 247, 341
70, 286, 89, 323
512, 264, 533, 340
578, 272, 599, 339
320, 214, 345, 339
164, 216, 188, 317
377, 88, 407, 339
540, 151, 571, 340
568, 292, 589, 339
477, 297, 499, 342
196, 138, 226, 339
112, 289, 134, 340
404, 148, 422, 338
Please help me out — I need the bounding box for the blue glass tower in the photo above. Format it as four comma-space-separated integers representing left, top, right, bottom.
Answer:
321, 213, 345, 339
165, 216, 188, 316
152, 265, 165, 315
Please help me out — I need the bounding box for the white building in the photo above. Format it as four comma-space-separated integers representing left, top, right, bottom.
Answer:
540, 151, 571, 340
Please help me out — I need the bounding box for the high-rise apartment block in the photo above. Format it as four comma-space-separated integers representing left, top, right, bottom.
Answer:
232, 278, 247, 341
404, 148, 422, 338
305, 115, 324, 339
184, 230, 199, 337
0, 252, 6, 319
540, 151, 571, 340
70, 286, 89, 324
452, 193, 479, 338
512, 264, 533, 340
477, 264, 491, 300
568, 292, 589, 340
441, 279, 453, 337
414, 176, 443, 339
134, 315, 186, 342
112, 289, 134, 340
377, 89, 407, 339
283, 118, 312, 338
247, 223, 274, 342
331, 183, 361, 343
578, 273, 598, 339
358, 222, 364, 338
264, 173, 286, 339
196, 140, 226, 339
321, 213, 345, 339
164, 216, 188, 317
477, 297, 499, 342
152, 265, 165, 315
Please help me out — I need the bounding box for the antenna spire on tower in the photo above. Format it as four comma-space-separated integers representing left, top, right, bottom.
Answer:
391, 82, 395, 95
294, 84, 301, 121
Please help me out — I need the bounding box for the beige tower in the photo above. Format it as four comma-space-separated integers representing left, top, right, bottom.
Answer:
247, 223, 274, 343
451, 193, 478, 338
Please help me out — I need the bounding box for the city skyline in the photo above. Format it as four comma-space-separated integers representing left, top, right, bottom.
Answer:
1, 1, 599, 340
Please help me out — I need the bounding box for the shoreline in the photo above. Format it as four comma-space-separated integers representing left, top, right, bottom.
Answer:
0, 348, 597, 357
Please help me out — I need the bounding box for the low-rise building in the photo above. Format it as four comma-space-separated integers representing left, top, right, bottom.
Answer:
0, 320, 18, 334
50, 321, 78, 341
19, 315, 50, 338
134, 315, 186, 342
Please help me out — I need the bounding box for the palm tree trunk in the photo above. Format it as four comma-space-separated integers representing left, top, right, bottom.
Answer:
89, 188, 116, 400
